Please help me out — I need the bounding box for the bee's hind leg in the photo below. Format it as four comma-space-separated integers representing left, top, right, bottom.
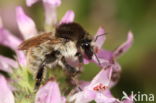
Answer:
35, 50, 61, 90
35, 61, 46, 90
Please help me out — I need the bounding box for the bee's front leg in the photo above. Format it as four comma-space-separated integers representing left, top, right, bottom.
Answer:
61, 57, 80, 76
75, 52, 83, 68
60, 56, 83, 91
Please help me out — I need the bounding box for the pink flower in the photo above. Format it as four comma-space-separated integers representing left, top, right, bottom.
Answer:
16, 6, 37, 39
86, 31, 133, 66
84, 30, 133, 87
123, 98, 134, 103
35, 79, 65, 103
26, 0, 61, 26
0, 75, 15, 103
94, 27, 106, 49
0, 55, 18, 73
69, 67, 119, 103
0, 28, 21, 50
25, 0, 74, 28
0, 20, 26, 65
121, 92, 134, 103
26, 0, 39, 7
59, 10, 75, 24
0, 16, 3, 28
113, 32, 134, 58
26, 0, 61, 7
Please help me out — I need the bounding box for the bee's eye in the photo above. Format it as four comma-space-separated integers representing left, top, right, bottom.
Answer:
80, 38, 92, 48
81, 43, 89, 48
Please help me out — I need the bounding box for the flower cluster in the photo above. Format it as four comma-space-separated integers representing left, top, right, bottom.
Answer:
0, 0, 134, 103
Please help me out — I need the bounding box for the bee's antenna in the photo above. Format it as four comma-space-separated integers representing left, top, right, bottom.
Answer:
94, 53, 101, 66
94, 33, 107, 42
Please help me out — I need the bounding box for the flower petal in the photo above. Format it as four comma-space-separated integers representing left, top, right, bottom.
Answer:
109, 63, 121, 88
122, 93, 134, 103
26, 0, 39, 7
43, 3, 57, 26
113, 32, 133, 58
87, 67, 112, 89
60, 10, 75, 24
103, 89, 114, 98
92, 49, 113, 67
70, 68, 116, 103
0, 16, 3, 28
16, 6, 37, 39
82, 58, 89, 64
79, 81, 90, 90
95, 93, 118, 103
16, 51, 26, 66
0, 75, 15, 103
43, 0, 61, 7
35, 80, 65, 103
69, 90, 96, 103
123, 97, 134, 103
96, 49, 113, 61
84, 49, 113, 66
0, 28, 21, 50
94, 27, 106, 49
43, 0, 61, 26
0, 28, 26, 65
0, 55, 17, 73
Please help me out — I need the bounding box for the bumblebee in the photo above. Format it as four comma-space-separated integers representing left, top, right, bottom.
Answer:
18, 22, 96, 89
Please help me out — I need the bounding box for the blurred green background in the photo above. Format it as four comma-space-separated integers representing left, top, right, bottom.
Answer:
0, 0, 156, 102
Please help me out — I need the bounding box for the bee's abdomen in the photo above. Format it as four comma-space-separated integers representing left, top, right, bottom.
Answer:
27, 52, 42, 74
26, 44, 52, 74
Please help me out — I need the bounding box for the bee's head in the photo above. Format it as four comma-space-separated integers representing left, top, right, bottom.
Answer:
55, 22, 86, 41
79, 38, 94, 60
56, 22, 94, 60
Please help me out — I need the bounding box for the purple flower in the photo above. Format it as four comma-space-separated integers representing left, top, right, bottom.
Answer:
69, 67, 119, 103
43, 0, 61, 26
113, 32, 133, 58
85, 31, 133, 66
16, 6, 37, 39
26, 0, 39, 7
84, 30, 133, 87
0, 20, 26, 65
35, 79, 65, 103
0, 16, 3, 28
26, 0, 61, 7
0, 75, 15, 103
0, 28, 21, 50
26, 0, 61, 26
59, 10, 75, 24
122, 92, 134, 103
70, 67, 134, 103
122, 97, 134, 103
94, 27, 106, 50
0, 55, 18, 73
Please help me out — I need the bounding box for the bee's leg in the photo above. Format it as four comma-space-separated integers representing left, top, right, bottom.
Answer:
73, 52, 84, 91
61, 57, 80, 75
35, 50, 61, 90
75, 52, 83, 66
35, 61, 46, 90
61, 57, 82, 91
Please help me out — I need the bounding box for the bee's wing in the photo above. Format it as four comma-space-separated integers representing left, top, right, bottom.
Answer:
18, 32, 65, 50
